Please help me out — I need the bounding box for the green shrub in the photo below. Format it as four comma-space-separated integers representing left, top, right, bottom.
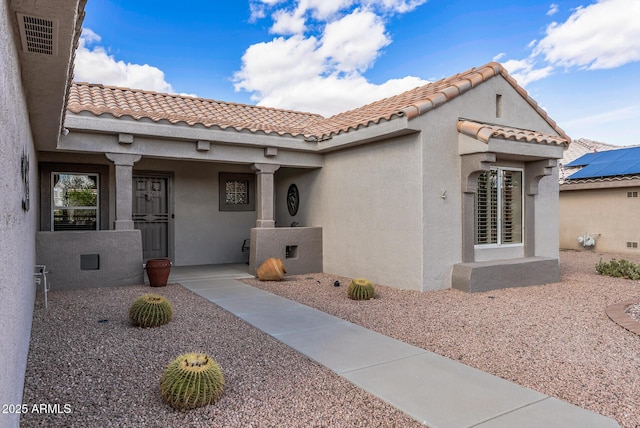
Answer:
160, 352, 224, 410
595, 258, 640, 280
129, 294, 173, 328
348, 278, 375, 300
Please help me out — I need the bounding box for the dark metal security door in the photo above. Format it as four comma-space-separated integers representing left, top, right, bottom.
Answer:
133, 175, 169, 260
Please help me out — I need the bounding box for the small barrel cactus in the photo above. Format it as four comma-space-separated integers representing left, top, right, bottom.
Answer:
348, 278, 375, 300
160, 352, 225, 410
129, 293, 173, 327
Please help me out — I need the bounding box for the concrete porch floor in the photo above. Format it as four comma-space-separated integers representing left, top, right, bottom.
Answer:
168, 263, 252, 283
168, 264, 620, 428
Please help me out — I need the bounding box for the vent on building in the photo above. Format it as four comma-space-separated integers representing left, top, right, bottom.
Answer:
17, 13, 58, 56
627, 241, 638, 249
627, 191, 638, 198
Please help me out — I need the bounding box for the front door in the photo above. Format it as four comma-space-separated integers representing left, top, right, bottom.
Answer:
133, 175, 169, 260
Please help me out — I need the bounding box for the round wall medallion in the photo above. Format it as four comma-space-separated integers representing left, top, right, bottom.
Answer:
287, 184, 299, 216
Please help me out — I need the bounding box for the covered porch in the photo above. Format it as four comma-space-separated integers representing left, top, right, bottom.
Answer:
37, 112, 325, 289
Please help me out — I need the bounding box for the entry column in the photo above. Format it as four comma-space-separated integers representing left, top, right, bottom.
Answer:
106, 153, 142, 230
251, 163, 280, 228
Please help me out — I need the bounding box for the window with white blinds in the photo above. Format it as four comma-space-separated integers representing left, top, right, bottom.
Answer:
475, 168, 523, 245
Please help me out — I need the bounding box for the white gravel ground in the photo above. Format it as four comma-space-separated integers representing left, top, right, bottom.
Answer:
22, 250, 640, 427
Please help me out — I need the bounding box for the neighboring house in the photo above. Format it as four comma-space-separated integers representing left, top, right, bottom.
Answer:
1, 1, 570, 419
560, 145, 640, 253
559, 138, 619, 183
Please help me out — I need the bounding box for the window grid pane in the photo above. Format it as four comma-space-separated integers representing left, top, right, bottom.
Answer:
501, 170, 523, 244
52, 173, 98, 231
475, 169, 522, 246
225, 180, 249, 205
475, 171, 498, 244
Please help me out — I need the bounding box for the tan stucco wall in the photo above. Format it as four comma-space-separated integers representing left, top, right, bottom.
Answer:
560, 187, 640, 254
417, 77, 562, 290
304, 134, 425, 290
273, 76, 564, 291
275, 167, 321, 228
0, 3, 38, 424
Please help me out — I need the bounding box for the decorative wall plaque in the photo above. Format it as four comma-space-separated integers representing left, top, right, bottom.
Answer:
21, 149, 29, 211
287, 184, 299, 216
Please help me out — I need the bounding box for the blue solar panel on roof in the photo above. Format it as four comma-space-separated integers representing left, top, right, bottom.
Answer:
566, 146, 640, 179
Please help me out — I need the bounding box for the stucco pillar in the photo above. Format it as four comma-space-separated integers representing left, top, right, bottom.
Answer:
105, 153, 142, 230
524, 159, 556, 257
251, 163, 280, 228
460, 152, 496, 262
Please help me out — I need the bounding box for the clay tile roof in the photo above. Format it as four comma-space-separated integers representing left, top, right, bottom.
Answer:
67, 83, 324, 137
457, 120, 570, 147
67, 62, 569, 142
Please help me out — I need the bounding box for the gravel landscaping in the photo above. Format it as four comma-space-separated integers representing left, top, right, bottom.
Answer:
243, 250, 640, 428
22, 250, 640, 427
21, 285, 423, 427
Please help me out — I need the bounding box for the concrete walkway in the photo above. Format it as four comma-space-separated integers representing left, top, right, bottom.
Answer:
169, 264, 620, 428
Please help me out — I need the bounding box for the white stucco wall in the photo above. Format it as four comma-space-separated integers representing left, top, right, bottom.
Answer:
304, 135, 425, 290
0, 4, 38, 425
134, 158, 257, 265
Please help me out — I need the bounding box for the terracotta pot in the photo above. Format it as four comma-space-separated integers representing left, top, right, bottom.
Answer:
146, 258, 171, 287
257, 258, 286, 281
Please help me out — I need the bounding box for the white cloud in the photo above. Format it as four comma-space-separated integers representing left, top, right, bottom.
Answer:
561, 105, 640, 144
319, 10, 390, 73
74, 28, 177, 94
534, 0, 640, 70
257, 74, 427, 116
563, 105, 640, 129
270, 7, 307, 34
80, 27, 101, 44
234, 35, 324, 97
304, 0, 354, 20
499, 0, 640, 88
363, 0, 427, 13
546, 3, 559, 16
235, 1, 429, 116
501, 58, 554, 86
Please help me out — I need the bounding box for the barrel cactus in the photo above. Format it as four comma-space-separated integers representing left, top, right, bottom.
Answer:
160, 352, 225, 410
129, 293, 173, 327
348, 278, 375, 300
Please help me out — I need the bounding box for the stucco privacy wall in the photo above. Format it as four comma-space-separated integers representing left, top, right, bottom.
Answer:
311, 134, 424, 290
560, 186, 640, 253
0, 2, 37, 423
134, 158, 257, 265
36, 231, 143, 289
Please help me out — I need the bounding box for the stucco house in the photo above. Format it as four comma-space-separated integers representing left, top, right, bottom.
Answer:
42, 59, 570, 294
560, 145, 640, 253
2, 0, 571, 421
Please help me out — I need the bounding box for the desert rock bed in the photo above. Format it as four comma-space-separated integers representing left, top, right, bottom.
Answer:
22, 250, 640, 427
244, 250, 640, 428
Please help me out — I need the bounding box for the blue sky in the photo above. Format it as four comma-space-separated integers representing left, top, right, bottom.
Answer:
76, 0, 640, 145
